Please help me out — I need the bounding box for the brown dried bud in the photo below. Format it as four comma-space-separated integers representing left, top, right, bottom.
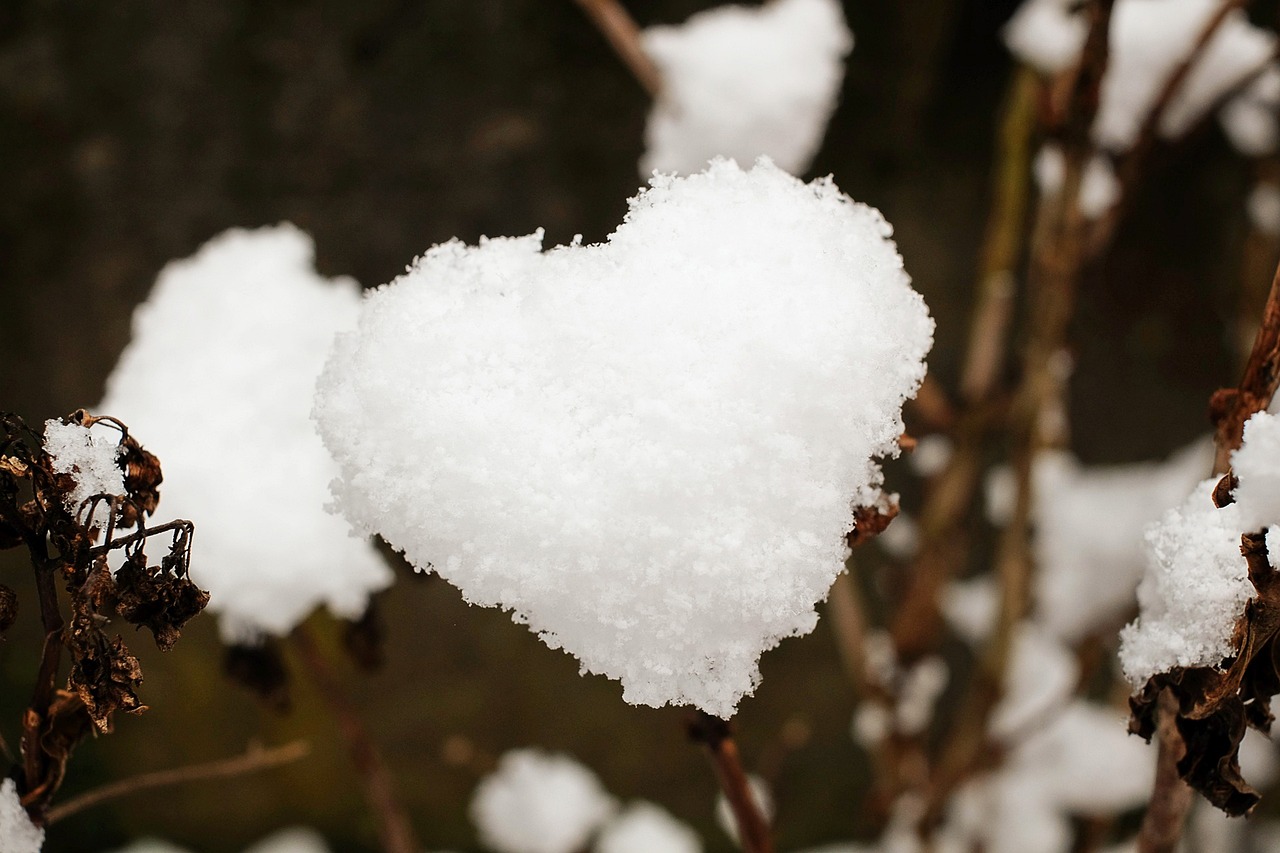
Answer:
117, 436, 163, 527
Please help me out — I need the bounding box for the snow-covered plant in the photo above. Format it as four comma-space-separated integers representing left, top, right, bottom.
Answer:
315, 157, 933, 717
595, 802, 702, 853
469, 749, 617, 853
1005, 0, 1279, 154
100, 224, 392, 642
640, 0, 852, 176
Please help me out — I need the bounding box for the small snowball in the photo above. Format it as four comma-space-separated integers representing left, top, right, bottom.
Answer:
0, 779, 43, 853
1078, 155, 1120, 219
1033, 144, 1066, 197
852, 701, 892, 748
877, 512, 920, 560
42, 419, 124, 520
471, 749, 617, 853
715, 775, 773, 847
1119, 479, 1254, 686
941, 576, 999, 645
1247, 183, 1280, 236
908, 435, 953, 478
1219, 61, 1280, 156
243, 829, 331, 853
595, 802, 701, 853
1032, 438, 1212, 643
1003, 0, 1088, 75
1232, 410, 1280, 530
315, 159, 933, 717
100, 225, 392, 641
985, 465, 1017, 527
990, 624, 1079, 742
641, 0, 852, 176
895, 656, 949, 736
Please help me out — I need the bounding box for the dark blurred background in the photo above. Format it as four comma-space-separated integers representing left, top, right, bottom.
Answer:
0, 0, 1262, 850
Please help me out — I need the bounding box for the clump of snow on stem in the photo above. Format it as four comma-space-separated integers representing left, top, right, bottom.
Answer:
470, 749, 616, 853
1231, 411, 1280, 530
0, 780, 43, 853
1031, 438, 1212, 643
100, 225, 391, 642
315, 158, 933, 717
1004, 0, 1279, 154
1119, 478, 1254, 686
42, 418, 124, 519
640, 0, 852, 176
595, 802, 701, 853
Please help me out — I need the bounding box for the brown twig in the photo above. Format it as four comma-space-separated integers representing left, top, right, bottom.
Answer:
688, 713, 773, 853
44, 740, 310, 825
1212, 259, 1280, 471
1136, 691, 1195, 853
293, 626, 419, 853
571, 0, 662, 97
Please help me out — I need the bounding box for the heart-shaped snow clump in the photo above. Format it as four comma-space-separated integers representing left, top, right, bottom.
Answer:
314, 158, 933, 717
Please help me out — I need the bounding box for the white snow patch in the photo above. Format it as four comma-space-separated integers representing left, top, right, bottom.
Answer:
471, 749, 617, 853
641, 0, 852, 176
1247, 183, 1280, 236
0, 780, 42, 853
43, 418, 124, 521
595, 802, 701, 853
315, 158, 933, 717
100, 224, 392, 641
1232, 410, 1280, 530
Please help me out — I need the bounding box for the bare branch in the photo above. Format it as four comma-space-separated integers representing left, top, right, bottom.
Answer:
571, 0, 662, 97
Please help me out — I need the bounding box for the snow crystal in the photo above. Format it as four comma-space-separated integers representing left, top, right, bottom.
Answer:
595, 802, 701, 853
470, 749, 616, 853
1119, 479, 1254, 686
315, 158, 933, 717
1032, 439, 1213, 643
1232, 411, 1280, 530
43, 418, 124, 521
1005, 0, 1277, 152
715, 775, 773, 847
1247, 183, 1280, 236
99, 225, 392, 641
0, 779, 42, 853
640, 0, 852, 177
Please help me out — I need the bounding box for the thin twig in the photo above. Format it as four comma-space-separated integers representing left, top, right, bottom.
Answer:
688, 713, 773, 853
1213, 259, 1280, 471
1136, 691, 1195, 853
293, 626, 419, 853
571, 0, 662, 96
44, 740, 310, 825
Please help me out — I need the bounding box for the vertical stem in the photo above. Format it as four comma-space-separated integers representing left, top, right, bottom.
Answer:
688, 713, 773, 853
292, 627, 419, 853
1137, 691, 1194, 853
571, 0, 662, 97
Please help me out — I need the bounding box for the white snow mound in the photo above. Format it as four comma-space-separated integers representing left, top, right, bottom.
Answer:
100, 225, 392, 641
315, 158, 933, 717
641, 0, 852, 177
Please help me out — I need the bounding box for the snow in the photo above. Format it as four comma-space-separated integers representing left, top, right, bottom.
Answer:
1119, 479, 1254, 686
908, 435, 953, 478
99, 224, 392, 642
895, 656, 949, 736
1031, 439, 1213, 643
715, 775, 773, 846
941, 576, 998, 645
1222, 66, 1280, 156
243, 829, 331, 853
0, 780, 43, 853
1078, 155, 1120, 219
876, 511, 920, 560
1247, 183, 1280, 235
595, 802, 701, 853
43, 418, 124, 521
315, 158, 933, 717
640, 0, 852, 177
1004, 0, 1278, 153
990, 624, 1079, 742
1232, 411, 1280, 530
470, 749, 617, 853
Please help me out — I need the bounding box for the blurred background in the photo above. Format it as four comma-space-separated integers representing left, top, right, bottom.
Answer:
0, 0, 1264, 850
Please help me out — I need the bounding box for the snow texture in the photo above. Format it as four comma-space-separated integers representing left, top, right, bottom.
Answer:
595, 802, 701, 853
1031, 439, 1213, 643
1119, 479, 1254, 686
43, 419, 124, 520
470, 749, 617, 853
641, 0, 852, 177
99, 225, 392, 642
1248, 182, 1280, 236
0, 779, 43, 853
315, 158, 933, 717
1005, 0, 1278, 153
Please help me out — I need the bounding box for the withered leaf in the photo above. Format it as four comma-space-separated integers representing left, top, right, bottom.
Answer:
115, 548, 209, 651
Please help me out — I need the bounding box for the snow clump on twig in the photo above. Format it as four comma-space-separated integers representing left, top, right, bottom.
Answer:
42, 418, 124, 518
470, 749, 617, 853
640, 0, 852, 177
314, 158, 933, 717
100, 225, 392, 642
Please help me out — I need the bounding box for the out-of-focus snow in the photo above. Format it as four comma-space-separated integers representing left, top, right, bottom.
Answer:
100, 225, 392, 642
0, 780, 43, 853
595, 802, 701, 853
641, 0, 852, 176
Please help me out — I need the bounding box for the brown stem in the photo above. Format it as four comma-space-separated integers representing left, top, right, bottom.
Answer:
22, 535, 62, 799
1212, 258, 1280, 472
688, 713, 773, 853
44, 740, 310, 825
571, 0, 662, 97
1137, 691, 1194, 853
293, 627, 419, 853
